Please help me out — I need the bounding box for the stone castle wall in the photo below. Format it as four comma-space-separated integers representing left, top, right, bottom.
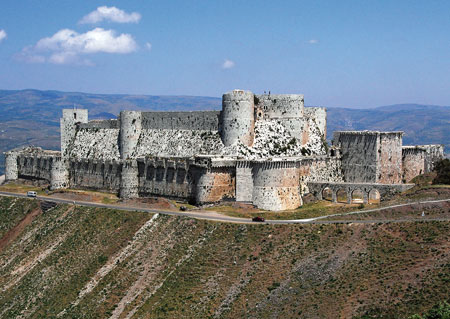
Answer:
141, 111, 220, 130
16, 153, 54, 181
421, 144, 445, 172
137, 157, 193, 200
134, 129, 222, 158
60, 109, 88, 157
69, 159, 122, 191
252, 161, 302, 211
402, 147, 426, 183
378, 133, 403, 184
235, 161, 253, 202
298, 156, 344, 194
333, 131, 379, 183
67, 128, 120, 160
333, 131, 404, 184
60, 90, 328, 163
50, 158, 69, 190
4, 89, 445, 212
194, 167, 235, 203
402, 145, 444, 182
79, 120, 119, 129
255, 94, 304, 140
304, 107, 327, 141
5, 152, 18, 180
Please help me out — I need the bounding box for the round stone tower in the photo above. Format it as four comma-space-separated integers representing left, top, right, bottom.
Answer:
120, 160, 139, 198
221, 90, 255, 147
252, 161, 302, 211
120, 111, 142, 160
50, 157, 69, 190
4, 152, 18, 181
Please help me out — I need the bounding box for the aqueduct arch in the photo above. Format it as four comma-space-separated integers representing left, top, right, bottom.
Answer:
307, 182, 413, 204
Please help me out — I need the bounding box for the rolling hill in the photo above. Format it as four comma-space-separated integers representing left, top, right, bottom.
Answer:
0, 89, 448, 174
0, 197, 448, 318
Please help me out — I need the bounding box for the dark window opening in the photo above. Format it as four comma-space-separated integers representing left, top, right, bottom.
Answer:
74, 113, 77, 119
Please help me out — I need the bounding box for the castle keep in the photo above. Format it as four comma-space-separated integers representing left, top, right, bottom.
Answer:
4, 90, 444, 211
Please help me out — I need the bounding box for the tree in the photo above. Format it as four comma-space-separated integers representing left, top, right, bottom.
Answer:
432, 159, 450, 185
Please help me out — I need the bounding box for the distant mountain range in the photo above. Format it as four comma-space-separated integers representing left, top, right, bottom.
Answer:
0, 89, 448, 174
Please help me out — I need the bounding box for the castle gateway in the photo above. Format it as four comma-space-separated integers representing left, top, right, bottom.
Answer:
4, 90, 444, 211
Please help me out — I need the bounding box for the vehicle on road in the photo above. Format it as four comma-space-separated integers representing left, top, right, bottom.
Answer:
27, 191, 37, 198
252, 216, 265, 222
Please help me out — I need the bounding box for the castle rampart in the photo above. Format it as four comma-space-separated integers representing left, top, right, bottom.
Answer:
69, 158, 121, 191
138, 157, 192, 199
3, 89, 444, 211
79, 119, 119, 129
141, 111, 220, 130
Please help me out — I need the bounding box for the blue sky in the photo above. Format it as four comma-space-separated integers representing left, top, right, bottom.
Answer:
0, 0, 449, 108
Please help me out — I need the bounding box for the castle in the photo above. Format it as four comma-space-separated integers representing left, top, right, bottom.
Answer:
4, 90, 444, 211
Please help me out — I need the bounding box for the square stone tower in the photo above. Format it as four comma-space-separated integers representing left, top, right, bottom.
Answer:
60, 109, 88, 158
333, 131, 403, 184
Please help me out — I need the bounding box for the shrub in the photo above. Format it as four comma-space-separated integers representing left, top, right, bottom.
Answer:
432, 159, 450, 185
409, 301, 450, 319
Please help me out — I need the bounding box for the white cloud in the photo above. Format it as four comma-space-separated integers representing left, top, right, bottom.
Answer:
36, 28, 137, 54
80, 6, 141, 24
145, 42, 152, 51
17, 28, 137, 65
308, 39, 319, 44
222, 59, 235, 69
0, 29, 7, 43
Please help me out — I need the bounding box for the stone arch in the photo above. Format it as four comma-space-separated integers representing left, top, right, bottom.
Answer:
368, 188, 381, 204
351, 188, 364, 204
321, 187, 333, 201
336, 188, 347, 203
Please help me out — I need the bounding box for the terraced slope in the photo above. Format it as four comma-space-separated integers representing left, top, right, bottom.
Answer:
0, 198, 448, 318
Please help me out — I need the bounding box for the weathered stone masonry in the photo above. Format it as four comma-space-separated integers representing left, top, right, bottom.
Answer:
4, 89, 445, 211
402, 145, 444, 182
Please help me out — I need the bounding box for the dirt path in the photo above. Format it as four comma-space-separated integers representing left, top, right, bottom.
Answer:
0, 191, 449, 225
0, 207, 42, 253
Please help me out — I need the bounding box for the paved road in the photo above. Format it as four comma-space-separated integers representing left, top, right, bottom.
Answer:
0, 191, 449, 225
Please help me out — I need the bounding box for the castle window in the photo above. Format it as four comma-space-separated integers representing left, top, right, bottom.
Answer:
74, 113, 77, 119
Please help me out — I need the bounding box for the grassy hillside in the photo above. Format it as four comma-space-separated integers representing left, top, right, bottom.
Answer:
0, 197, 448, 318
0, 89, 448, 174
